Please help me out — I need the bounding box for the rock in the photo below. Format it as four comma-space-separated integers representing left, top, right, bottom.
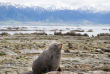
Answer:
31, 32, 47, 35
47, 71, 59, 74
73, 30, 84, 32
83, 46, 88, 50
46, 71, 110, 74
108, 55, 110, 57
0, 32, 10, 36
97, 33, 110, 36
46, 71, 77, 74
87, 29, 93, 32
22, 71, 33, 74
83, 33, 89, 36
0, 51, 6, 56
88, 71, 110, 74
95, 49, 101, 52
103, 67, 110, 71
65, 30, 76, 36
54, 32, 62, 35
64, 49, 70, 53
101, 48, 110, 52
38, 44, 45, 48
68, 43, 73, 49
95, 49, 103, 53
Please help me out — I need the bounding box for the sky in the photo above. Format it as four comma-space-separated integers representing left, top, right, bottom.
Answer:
0, 0, 110, 12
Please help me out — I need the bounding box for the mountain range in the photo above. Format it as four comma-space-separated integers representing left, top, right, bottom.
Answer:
0, 2, 110, 24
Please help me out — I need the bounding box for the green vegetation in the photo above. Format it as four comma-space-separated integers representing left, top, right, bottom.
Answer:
0, 20, 67, 26
0, 51, 6, 56
15, 51, 21, 53
1, 39, 8, 43
16, 56, 22, 59
0, 20, 22, 25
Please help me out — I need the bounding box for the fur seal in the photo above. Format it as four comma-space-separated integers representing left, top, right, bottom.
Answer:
32, 43, 62, 74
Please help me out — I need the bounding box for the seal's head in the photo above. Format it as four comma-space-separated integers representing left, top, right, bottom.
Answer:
49, 43, 62, 52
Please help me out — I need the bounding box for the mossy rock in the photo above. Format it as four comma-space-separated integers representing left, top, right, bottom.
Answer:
0, 51, 6, 56
16, 56, 22, 59
64, 49, 70, 53
15, 50, 21, 53
68, 43, 73, 49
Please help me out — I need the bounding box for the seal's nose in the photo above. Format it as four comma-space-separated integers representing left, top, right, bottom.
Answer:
59, 43, 62, 49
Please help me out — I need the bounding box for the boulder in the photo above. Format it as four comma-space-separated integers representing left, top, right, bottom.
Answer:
101, 48, 110, 52
68, 43, 73, 49
64, 49, 70, 53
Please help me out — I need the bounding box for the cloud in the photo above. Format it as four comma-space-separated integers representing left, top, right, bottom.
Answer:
0, 0, 110, 12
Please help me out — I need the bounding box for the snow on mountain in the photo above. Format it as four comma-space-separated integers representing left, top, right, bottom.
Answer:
0, 2, 72, 10
0, 0, 110, 13
0, 1, 107, 13
0, 1, 110, 24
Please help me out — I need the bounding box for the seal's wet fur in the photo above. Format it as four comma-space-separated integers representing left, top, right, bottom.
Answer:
32, 43, 62, 74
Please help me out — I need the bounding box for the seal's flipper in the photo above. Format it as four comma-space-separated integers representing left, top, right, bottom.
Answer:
42, 66, 50, 73
57, 67, 62, 72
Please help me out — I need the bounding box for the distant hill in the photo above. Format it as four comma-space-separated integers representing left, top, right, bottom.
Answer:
0, 3, 110, 24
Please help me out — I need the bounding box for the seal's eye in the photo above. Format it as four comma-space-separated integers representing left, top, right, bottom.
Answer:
55, 44, 57, 48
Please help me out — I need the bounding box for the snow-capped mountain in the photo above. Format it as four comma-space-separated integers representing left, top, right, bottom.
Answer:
0, 2, 102, 12
0, 0, 110, 12
0, 2, 110, 24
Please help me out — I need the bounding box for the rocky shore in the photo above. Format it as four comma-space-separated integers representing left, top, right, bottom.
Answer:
0, 32, 110, 74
